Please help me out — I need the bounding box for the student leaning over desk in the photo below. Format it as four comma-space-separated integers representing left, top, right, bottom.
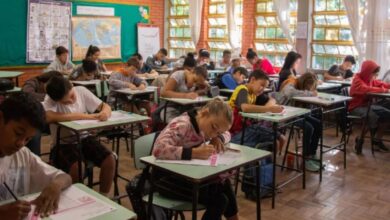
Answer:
153, 99, 239, 220
0, 93, 71, 219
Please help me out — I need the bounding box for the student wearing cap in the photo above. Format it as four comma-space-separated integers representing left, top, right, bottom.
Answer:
227, 53, 243, 74
197, 49, 215, 70
324, 55, 356, 81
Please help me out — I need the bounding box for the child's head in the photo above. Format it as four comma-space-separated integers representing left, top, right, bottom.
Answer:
198, 49, 210, 63
246, 48, 259, 65
132, 53, 144, 66
85, 45, 101, 61
282, 51, 302, 71
197, 99, 232, 139
56, 46, 69, 64
232, 67, 248, 84
183, 53, 196, 71
156, 48, 168, 61
296, 72, 318, 91
222, 50, 232, 63
231, 54, 242, 68
247, 70, 270, 96
124, 57, 141, 76
359, 60, 381, 82
0, 93, 46, 157
82, 59, 98, 75
187, 66, 208, 88
46, 76, 75, 105
341, 55, 356, 70
37, 71, 63, 85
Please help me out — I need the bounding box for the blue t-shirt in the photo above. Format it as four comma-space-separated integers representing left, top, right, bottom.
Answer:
221, 73, 238, 90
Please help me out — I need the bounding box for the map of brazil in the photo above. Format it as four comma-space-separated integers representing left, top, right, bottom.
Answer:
72, 16, 121, 60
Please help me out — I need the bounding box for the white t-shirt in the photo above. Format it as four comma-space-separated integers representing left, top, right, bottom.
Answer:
0, 147, 64, 201
42, 86, 102, 144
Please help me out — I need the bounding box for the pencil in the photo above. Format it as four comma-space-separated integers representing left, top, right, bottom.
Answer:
3, 182, 18, 201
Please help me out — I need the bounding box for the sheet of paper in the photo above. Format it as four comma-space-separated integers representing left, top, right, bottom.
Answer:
73, 111, 134, 125
24, 186, 116, 220
156, 151, 241, 166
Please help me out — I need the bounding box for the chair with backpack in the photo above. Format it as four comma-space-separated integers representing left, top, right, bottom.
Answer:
126, 132, 205, 220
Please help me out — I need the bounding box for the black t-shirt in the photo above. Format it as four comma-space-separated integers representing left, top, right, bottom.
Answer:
327, 65, 354, 79
256, 93, 270, 106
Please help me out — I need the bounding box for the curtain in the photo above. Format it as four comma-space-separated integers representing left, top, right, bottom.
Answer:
344, 0, 390, 77
273, 0, 294, 46
343, 0, 362, 63
226, 0, 240, 51
189, 0, 204, 46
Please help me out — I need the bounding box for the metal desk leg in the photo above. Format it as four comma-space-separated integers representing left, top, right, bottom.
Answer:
240, 118, 247, 145
192, 183, 199, 220
319, 108, 324, 182
256, 160, 262, 220
302, 117, 306, 189
357, 98, 373, 154
343, 103, 347, 168
147, 168, 155, 220
272, 122, 277, 209
163, 101, 168, 124
16, 77, 19, 87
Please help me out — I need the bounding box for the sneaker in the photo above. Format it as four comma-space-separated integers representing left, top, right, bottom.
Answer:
305, 160, 320, 172
373, 140, 389, 152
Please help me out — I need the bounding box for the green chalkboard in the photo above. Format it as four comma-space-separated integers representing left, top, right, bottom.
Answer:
0, 0, 149, 67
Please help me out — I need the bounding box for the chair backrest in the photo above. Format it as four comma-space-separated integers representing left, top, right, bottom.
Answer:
134, 132, 157, 169
341, 86, 350, 97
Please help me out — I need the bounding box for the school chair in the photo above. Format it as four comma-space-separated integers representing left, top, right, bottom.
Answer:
340, 87, 375, 155
130, 133, 205, 220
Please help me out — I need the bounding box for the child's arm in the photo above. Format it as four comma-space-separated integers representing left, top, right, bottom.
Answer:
45, 111, 98, 123
372, 79, 390, 89
95, 102, 112, 121
161, 78, 198, 99
324, 65, 343, 81
0, 201, 31, 219
352, 78, 389, 95
108, 73, 130, 90
152, 121, 213, 160
241, 103, 284, 113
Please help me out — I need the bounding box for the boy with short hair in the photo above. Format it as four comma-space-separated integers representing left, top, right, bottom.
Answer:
229, 70, 286, 149
0, 93, 72, 219
324, 55, 356, 81
145, 48, 168, 70
132, 52, 159, 78
218, 49, 232, 69
108, 57, 151, 114
43, 76, 115, 196
44, 46, 75, 75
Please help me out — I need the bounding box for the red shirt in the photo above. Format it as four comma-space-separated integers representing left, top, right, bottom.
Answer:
252, 58, 276, 75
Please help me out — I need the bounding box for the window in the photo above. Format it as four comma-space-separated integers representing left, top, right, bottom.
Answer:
207, 0, 243, 61
311, 0, 359, 70
254, 0, 297, 67
168, 0, 195, 58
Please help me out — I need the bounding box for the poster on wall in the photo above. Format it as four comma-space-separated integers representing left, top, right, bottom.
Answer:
137, 24, 160, 61
26, 0, 72, 63
72, 16, 121, 60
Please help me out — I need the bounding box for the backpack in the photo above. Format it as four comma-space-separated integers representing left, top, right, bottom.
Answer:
212, 71, 230, 89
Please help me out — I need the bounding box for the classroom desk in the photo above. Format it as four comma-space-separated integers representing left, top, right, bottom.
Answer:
114, 86, 158, 109
292, 93, 352, 181
71, 80, 108, 98
317, 82, 342, 93
101, 71, 113, 77
56, 111, 149, 198
356, 92, 390, 154
0, 183, 137, 220
326, 79, 352, 87
240, 106, 311, 208
0, 86, 22, 95
208, 70, 225, 79
156, 67, 174, 74
141, 143, 271, 220
219, 88, 272, 96
0, 71, 24, 86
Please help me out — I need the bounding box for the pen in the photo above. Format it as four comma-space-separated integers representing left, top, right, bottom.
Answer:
3, 182, 18, 201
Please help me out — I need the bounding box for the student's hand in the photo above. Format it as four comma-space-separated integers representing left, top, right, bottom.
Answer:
33, 183, 62, 217
96, 111, 110, 121
138, 84, 146, 90
312, 90, 318, 96
210, 137, 225, 153
268, 105, 284, 113
185, 92, 198, 99
192, 144, 215, 160
0, 200, 31, 220
150, 70, 159, 76
128, 83, 137, 90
